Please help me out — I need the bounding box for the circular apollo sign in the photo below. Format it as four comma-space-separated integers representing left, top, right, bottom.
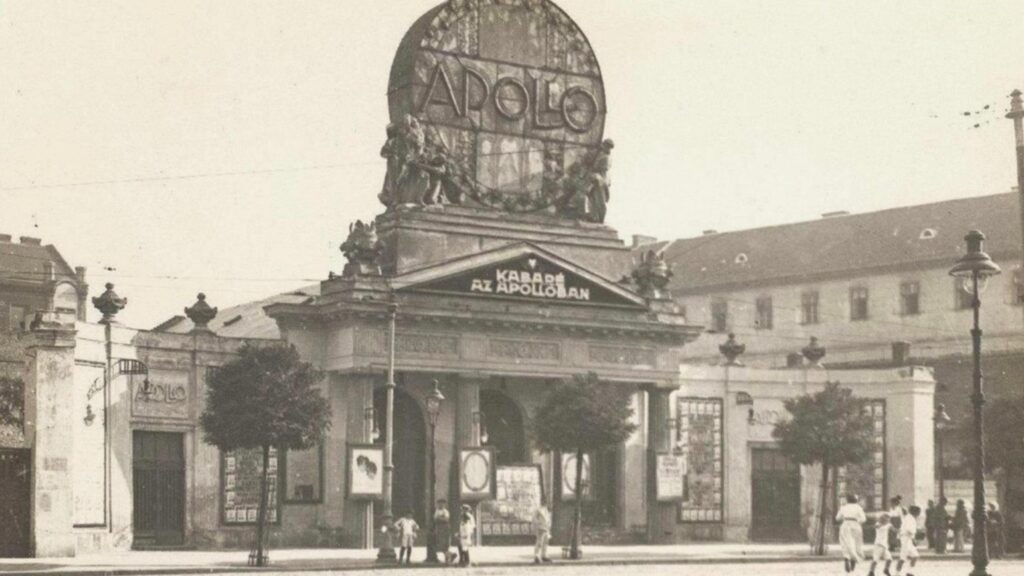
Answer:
388, 0, 606, 205
462, 450, 491, 493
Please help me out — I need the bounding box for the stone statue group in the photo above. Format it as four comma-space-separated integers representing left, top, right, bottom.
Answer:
378, 114, 613, 223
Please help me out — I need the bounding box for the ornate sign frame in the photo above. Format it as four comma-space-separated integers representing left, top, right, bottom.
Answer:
347, 444, 385, 501
459, 446, 497, 501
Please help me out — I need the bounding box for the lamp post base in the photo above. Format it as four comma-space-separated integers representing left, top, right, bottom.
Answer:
376, 547, 397, 563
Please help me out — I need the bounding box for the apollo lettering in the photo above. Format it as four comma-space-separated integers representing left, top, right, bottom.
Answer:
419, 62, 599, 133
469, 268, 591, 301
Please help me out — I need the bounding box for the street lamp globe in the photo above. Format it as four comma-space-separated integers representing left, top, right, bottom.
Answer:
426, 379, 445, 426
949, 230, 1002, 286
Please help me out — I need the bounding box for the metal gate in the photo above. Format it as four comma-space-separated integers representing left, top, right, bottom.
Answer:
0, 449, 31, 557
750, 448, 802, 542
133, 431, 185, 548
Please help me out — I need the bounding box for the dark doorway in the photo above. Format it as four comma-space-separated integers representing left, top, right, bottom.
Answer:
133, 431, 185, 548
0, 449, 31, 557
374, 388, 426, 528
751, 447, 802, 541
480, 390, 526, 465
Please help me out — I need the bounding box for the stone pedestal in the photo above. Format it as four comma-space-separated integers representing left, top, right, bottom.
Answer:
375, 207, 632, 280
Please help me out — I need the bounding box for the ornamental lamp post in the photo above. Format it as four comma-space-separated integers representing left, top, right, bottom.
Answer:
377, 303, 398, 563
934, 403, 952, 501
949, 230, 1002, 576
424, 380, 445, 563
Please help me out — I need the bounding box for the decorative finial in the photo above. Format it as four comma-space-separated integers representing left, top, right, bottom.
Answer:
631, 250, 673, 299
92, 282, 126, 324
719, 333, 745, 366
185, 293, 218, 333
340, 220, 383, 277
802, 337, 827, 367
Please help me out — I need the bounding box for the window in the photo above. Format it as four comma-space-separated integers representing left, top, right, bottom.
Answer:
850, 287, 869, 321
284, 445, 323, 503
9, 305, 26, 332
899, 282, 920, 316
801, 291, 820, 325
710, 300, 728, 333
755, 296, 773, 330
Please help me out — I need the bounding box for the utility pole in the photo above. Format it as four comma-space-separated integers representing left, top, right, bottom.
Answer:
1008, 90, 1024, 315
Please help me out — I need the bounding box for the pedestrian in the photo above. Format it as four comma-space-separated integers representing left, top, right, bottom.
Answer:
888, 496, 906, 554
895, 505, 921, 576
458, 504, 476, 567
933, 497, 949, 553
952, 499, 969, 553
394, 510, 419, 565
989, 502, 1005, 559
924, 500, 936, 550
836, 493, 866, 573
533, 501, 553, 564
434, 499, 453, 564
868, 513, 894, 576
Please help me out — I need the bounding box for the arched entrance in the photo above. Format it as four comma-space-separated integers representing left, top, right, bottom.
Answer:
374, 388, 426, 526
480, 390, 527, 465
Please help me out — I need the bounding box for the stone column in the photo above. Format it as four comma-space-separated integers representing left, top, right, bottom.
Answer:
646, 387, 675, 543
621, 389, 647, 531
342, 371, 375, 548
451, 376, 480, 533
26, 326, 77, 557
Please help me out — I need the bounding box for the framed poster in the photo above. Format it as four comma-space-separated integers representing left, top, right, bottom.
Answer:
655, 452, 687, 502
559, 452, 591, 501
677, 397, 724, 523
459, 447, 496, 501
347, 444, 384, 500
221, 447, 281, 526
479, 465, 544, 538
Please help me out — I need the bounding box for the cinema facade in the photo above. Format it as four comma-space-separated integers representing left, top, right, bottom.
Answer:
6, 0, 935, 557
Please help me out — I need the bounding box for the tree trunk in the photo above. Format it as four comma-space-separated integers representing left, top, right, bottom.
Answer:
570, 449, 585, 560
814, 464, 830, 556
254, 444, 271, 566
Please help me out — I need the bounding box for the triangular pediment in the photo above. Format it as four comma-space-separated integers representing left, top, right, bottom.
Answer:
392, 244, 647, 309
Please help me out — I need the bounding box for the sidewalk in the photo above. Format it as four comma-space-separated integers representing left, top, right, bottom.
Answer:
0, 544, 974, 575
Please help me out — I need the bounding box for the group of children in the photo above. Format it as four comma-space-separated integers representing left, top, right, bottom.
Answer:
837, 494, 922, 576
392, 499, 555, 566
393, 500, 478, 566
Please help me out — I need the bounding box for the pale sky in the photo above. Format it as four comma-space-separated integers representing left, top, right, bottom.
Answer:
2, 0, 1021, 328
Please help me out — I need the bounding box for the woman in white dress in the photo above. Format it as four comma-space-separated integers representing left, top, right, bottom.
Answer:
836, 493, 867, 573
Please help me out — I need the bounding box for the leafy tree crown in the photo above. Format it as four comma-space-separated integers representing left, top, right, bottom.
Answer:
532, 372, 637, 454
200, 342, 331, 451
772, 381, 874, 469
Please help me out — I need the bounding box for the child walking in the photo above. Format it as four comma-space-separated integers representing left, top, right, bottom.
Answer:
458, 504, 476, 567
868, 513, 894, 576
896, 505, 921, 576
394, 510, 419, 565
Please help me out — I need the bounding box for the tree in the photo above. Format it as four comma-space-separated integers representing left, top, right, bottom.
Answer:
773, 382, 874, 556
200, 343, 331, 566
0, 375, 25, 430
532, 372, 637, 559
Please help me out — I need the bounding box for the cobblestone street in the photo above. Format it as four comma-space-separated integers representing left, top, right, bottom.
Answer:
198, 560, 1024, 576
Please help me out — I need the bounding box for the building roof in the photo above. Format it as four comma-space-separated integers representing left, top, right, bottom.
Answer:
154, 284, 320, 339
655, 192, 1023, 295
0, 234, 78, 286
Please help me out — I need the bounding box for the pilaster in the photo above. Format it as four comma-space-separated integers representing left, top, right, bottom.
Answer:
26, 326, 77, 557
